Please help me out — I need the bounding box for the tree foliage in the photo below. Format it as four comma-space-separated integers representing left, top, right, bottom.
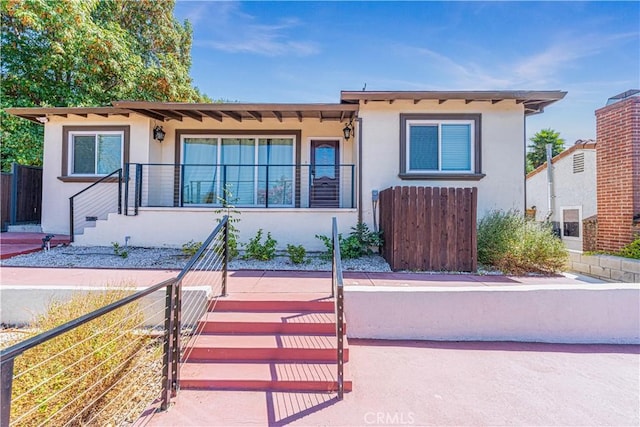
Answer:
1, 0, 209, 170
526, 128, 565, 173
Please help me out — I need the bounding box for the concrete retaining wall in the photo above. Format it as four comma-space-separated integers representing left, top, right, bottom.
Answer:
569, 252, 640, 282
1, 286, 211, 327
345, 284, 640, 344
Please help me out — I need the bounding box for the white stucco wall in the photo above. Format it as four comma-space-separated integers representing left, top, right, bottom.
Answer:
346, 284, 640, 344
41, 115, 152, 234
73, 207, 358, 250
357, 99, 526, 229
40, 114, 354, 247
526, 148, 597, 251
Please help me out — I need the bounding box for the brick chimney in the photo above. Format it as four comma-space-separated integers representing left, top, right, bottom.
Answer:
594, 90, 640, 252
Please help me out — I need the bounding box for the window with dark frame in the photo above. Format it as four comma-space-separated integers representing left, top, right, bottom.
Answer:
399, 113, 483, 180
60, 126, 130, 181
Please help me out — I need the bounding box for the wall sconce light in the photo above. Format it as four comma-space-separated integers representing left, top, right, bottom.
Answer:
153, 125, 166, 142
343, 119, 353, 140
36, 116, 49, 124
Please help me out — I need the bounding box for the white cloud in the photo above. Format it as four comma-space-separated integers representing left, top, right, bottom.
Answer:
191, 3, 320, 57
399, 30, 637, 90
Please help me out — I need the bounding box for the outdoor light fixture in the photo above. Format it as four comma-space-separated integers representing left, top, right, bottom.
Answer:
343, 120, 353, 140
153, 125, 166, 142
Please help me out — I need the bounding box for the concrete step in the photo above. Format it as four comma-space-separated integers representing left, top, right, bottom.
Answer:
198, 311, 343, 335
213, 298, 334, 313
180, 362, 352, 392
6, 224, 42, 233
183, 334, 349, 362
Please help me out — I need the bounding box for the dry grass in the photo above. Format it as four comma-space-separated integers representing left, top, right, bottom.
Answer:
8, 287, 164, 426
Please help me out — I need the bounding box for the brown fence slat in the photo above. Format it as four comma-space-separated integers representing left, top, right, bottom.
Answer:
378, 186, 477, 272
1, 173, 12, 231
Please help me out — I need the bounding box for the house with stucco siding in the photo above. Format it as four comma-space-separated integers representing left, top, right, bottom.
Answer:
525, 140, 597, 252
6, 90, 566, 249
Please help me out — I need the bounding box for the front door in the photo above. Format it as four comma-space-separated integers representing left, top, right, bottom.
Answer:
310, 140, 340, 208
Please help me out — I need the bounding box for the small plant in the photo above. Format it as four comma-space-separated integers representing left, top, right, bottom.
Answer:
617, 237, 640, 259
286, 244, 307, 264
477, 210, 568, 275
316, 222, 383, 260
182, 240, 202, 257
111, 241, 129, 259
244, 229, 278, 261
214, 185, 241, 259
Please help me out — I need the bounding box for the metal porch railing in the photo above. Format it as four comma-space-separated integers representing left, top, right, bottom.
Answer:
331, 217, 345, 399
123, 163, 356, 211
0, 216, 229, 426
68, 168, 122, 242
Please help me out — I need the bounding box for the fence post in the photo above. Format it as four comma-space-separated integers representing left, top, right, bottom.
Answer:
222, 166, 227, 207
117, 169, 122, 214
350, 165, 355, 208
69, 197, 75, 243
124, 165, 130, 215
171, 280, 181, 397
160, 281, 176, 410
265, 165, 269, 208
9, 163, 18, 225
134, 164, 142, 215
222, 218, 228, 297
1, 358, 15, 427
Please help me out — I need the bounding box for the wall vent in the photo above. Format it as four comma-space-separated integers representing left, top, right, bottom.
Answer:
573, 152, 585, 173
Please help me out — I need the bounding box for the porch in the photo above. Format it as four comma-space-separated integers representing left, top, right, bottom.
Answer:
123, 162, 356, 212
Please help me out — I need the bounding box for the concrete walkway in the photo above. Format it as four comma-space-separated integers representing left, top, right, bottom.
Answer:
0, 232, 70, 259
0, 267, 604, 289
147, 340, 639, 426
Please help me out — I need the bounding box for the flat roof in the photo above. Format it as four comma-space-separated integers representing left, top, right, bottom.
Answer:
5, 90, 566, 123
3, 107, 133, 123
5, 102, 359, 124
340, 90, 567, 115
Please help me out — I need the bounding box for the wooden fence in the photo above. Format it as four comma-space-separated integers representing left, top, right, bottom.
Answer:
379, 186, 478, 272
1, 164, 43, 230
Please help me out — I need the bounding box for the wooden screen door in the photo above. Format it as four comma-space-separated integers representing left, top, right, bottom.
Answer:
310, 140, 340, 207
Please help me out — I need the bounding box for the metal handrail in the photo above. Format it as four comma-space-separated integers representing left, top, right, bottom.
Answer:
68, 168, 122, 200
68, 168, 122, 242
0, 215, 230, 426
331, 217, 345, 399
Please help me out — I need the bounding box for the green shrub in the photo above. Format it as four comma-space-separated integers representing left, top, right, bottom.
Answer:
477, 210, 568, 275
286, 244, 307, 264
617, 237, 640, 259
181, 240, 202, 257
243, 229, 277, 261
316, 222, 382, 260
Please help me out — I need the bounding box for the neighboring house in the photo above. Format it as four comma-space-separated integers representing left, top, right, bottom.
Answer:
6, 90, 566, 249
525, 140, 597, 251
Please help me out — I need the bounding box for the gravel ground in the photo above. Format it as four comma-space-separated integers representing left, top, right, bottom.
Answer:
1, 245, 392, 272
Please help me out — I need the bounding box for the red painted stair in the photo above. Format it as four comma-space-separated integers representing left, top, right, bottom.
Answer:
180, 297, 352, 393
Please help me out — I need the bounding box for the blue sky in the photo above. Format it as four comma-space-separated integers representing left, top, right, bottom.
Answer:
174, 1, 640, 146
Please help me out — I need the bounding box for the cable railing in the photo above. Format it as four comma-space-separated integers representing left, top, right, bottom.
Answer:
68, 168, 122, 242
331, 216, 345, 400
0, 216, 229, 427
124, 163, 356, 211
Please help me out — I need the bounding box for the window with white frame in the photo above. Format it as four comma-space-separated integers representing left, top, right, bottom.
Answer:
399, 114, 482, 179
562, 207, 581, 238
181, 135, 295, 206
68, 131, 124, 175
